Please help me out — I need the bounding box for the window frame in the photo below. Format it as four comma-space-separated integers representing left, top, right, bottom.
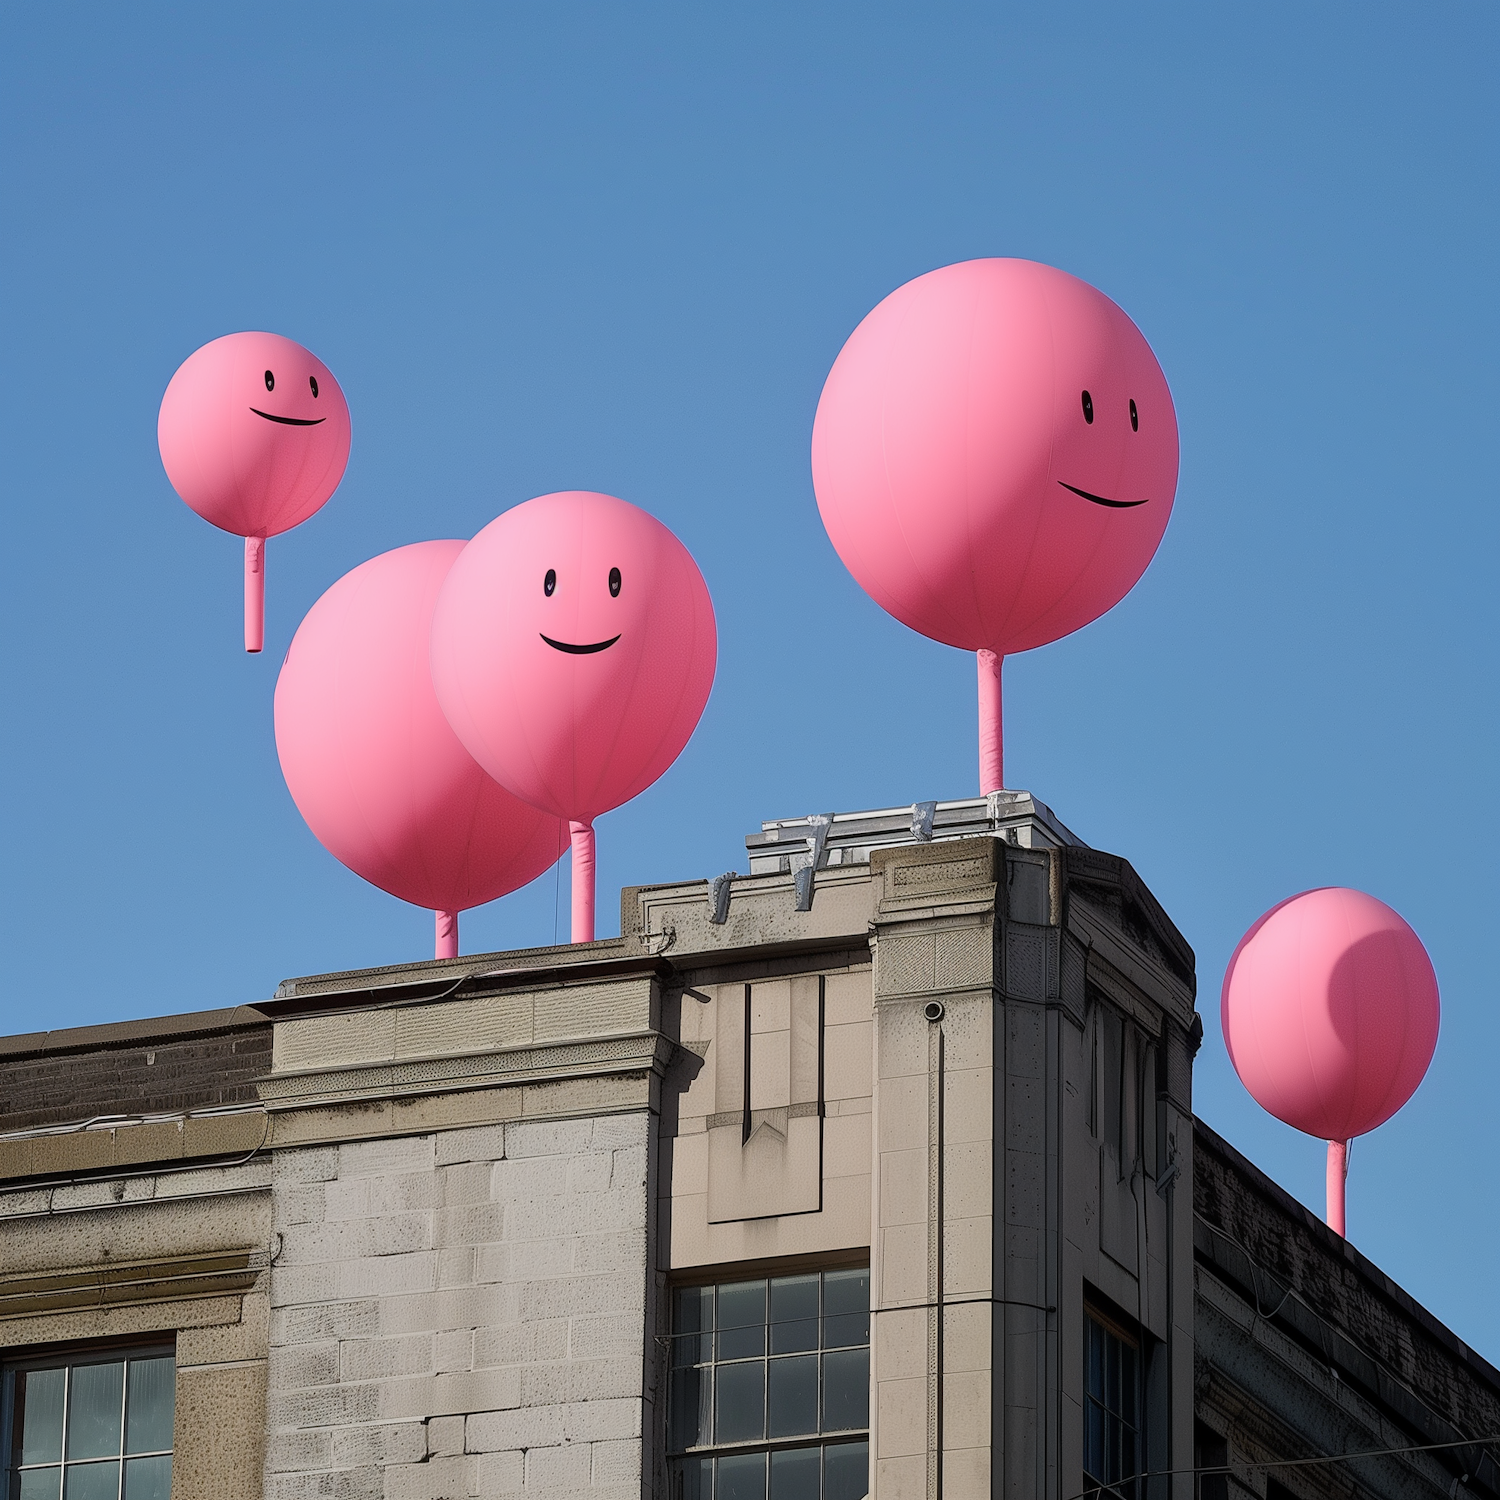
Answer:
1, 1341, 176, 1500
1084, 1302, 1144, 1500
665, 1265, 870, 1499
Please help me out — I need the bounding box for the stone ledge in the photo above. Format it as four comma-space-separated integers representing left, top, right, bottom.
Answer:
258, 1033, 672, 1113
0, 1247, 268, 1319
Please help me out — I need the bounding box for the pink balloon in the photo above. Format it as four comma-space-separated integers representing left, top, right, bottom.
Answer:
430, 492, 716, 943
159, 332, 352, 651
159, 332, 351, 539
430, 492, 717, 824
274, 541, 564, 948
1221, 887, 1440, 1143
812, 258, 1178, 655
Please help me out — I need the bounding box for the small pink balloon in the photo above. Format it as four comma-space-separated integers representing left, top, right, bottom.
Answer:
812, 258, 1178, 655
274, 541, 564, 951
159, 332, 352, 651
1221, 887, 1440, 1143
159, 332, 351, 538
430, 492, 716, 942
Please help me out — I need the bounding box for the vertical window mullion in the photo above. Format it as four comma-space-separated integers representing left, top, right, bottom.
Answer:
60, 1364, 71, 1493
117, 1358, 128, 1500
816, 1270, 824, 1436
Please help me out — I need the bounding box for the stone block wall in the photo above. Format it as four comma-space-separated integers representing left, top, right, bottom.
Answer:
0, 1157, 273, 1500
266, 1113, 653, 1500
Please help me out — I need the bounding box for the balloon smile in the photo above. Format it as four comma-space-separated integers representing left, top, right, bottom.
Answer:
1058, 480, 1148, 509
250, 408, 327, 426
540, 633, 622, 655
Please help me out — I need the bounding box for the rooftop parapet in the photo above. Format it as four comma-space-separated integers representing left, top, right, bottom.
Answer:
743, 791, 1084, 910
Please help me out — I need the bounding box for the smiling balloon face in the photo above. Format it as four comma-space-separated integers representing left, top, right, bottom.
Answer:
812, 258, 1179, 654
430, 491, 717, 824
158, 331, 351, 539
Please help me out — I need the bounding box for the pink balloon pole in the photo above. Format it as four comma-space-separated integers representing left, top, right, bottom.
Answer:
1326, 1140, 1349, 1237
245, 537, 266, 653
977, 649, 1003, 794
570, 821, 596, 943
1221, 887, 1440, 1239
431, 491, 718, 946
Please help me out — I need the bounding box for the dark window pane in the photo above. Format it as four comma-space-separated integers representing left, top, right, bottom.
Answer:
1087, 1321, 1104, 1401
822, 1348, 869, 1433
822, 1270, 869, 1350
717, 1451, 767, 1500
824, 1440, 870, 1500
17, 1469, 61, 1500
673, 1456, 713, 1500
669, 1365, 711, 1452
123, 1458, 170, 1500
718, 1282, 767, 1362
770, 1446, 820, 1500
674, 1286, 715, 1368
1085, 1400, 1105, 1481
770, 1276, 819, 1355
66, 1365, 124, 1461
1120, 1338, 1137, 1423
768, 1354, 819, 1438
63, 1462, 119, 1500
714, 1360, 765, 1444
18, 1369, 66, 1466
124, 1361, 174, 1456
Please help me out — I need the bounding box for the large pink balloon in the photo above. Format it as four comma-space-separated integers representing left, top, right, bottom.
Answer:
812, 259, 1179, 794
812, 258, 1178, 655
430, 492, 716, 942
275, 541, 563, 954
159, 332, 352, 651
1221, 887, 1440, 1143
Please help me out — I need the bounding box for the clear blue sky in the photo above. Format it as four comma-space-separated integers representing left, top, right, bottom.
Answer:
2, 7, 1496, 1354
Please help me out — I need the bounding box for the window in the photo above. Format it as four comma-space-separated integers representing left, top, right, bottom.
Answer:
4, 1349, 174, 1500
1194, 1422, 1228, 1500
668, 1269, 869, 1499
1085, 1309, 1141, 1499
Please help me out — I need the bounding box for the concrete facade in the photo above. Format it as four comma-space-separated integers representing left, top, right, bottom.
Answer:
0, 794, 1492, 1500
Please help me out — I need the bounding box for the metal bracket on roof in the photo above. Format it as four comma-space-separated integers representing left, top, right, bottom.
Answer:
910, 801, 937, 841
708, 872, 735, 925
641, 921, 677, 957
791, 815, 833, 911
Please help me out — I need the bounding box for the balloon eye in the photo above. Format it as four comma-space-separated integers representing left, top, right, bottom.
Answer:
1129, 398, 1138, 432
609, 567, 622, 598
310, 376, 319, 398
1081, 390, 1093, 424
544, 569, 557, 597
265, 370, 275, 392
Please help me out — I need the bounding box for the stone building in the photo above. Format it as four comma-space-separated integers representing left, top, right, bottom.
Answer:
0, 794, 1493, 1500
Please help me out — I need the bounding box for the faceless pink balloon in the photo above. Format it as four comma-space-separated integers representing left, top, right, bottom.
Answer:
275, 541, 564, 958
1221, 887, 1440, 1237
159, 332, 352, 652
812, 258, 1179, 793
431, 491, 717, 943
